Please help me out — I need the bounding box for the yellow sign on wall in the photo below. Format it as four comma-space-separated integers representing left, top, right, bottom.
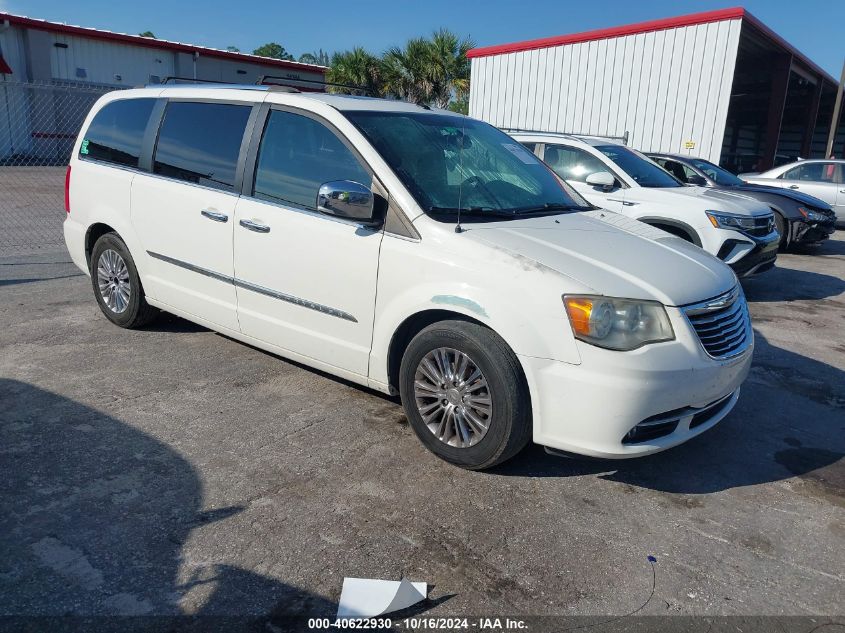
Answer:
684, 140, 696, 150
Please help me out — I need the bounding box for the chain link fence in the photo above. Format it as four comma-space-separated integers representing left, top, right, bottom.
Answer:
1, 80, 123, 257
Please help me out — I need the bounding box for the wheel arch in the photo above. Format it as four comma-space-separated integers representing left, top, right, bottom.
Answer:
637, 217, 702, 246
85, 222, 120, 266
386, 309, 490, 395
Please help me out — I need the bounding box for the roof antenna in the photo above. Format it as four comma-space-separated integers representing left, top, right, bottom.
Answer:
455, 119, 466, 233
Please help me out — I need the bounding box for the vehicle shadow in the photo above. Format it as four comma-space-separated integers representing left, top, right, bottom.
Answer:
742, 264, 845, 302
790, 239, 845, 256
493, 332, 845, 496
0, 379, 432, 630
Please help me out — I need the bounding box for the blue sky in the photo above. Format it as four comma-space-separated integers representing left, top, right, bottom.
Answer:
5, 0, 844, 78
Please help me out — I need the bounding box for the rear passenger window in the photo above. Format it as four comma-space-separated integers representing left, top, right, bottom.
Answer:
154, 102, 251, 192
80, 98, 155, 168
253, 110, 370, 210
543, 144, 606, 182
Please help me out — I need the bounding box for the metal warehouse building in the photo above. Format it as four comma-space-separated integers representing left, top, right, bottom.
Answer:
0, 13, 326, 163
468, 7, 845, 173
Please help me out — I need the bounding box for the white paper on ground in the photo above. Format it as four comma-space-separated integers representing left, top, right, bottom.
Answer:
336, 577, 427, 618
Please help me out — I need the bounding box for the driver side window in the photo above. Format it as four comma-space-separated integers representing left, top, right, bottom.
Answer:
253, 110, 370, 211
543, 144, 606, 183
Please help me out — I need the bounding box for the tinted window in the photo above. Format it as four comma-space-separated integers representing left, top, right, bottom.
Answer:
688, 158, 744, 186
543, 145, 608, 183
154, 102, 251, 192
783, 162, 838, 183
346, 111, 590, 220
654, 158, 697, 183
80, 98, 155, 167
595, 145, 682, 188
253, 110, 370, 210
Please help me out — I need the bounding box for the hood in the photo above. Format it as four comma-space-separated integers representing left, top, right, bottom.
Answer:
658, 186, 772, 216
464, 210, 736, 307
727, 183, 833, 209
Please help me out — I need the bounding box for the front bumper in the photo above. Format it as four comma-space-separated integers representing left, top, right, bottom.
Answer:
790, 216, 836, 244
726, 231, 779, 277
520, 306, 754, 458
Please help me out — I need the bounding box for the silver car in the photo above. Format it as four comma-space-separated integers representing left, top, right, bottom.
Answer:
741, 160, 844, 226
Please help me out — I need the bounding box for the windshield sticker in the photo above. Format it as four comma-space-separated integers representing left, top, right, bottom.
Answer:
80, 139, 90, 155
501, 143, 536, 164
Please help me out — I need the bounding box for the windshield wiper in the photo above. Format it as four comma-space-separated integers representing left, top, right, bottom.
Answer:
428, 206, 516, 218
507, 202, 594, 214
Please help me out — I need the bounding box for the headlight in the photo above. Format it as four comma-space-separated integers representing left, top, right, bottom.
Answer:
798, 207, 827, 222
563, 295, 675, 351
705, 210, 760, 231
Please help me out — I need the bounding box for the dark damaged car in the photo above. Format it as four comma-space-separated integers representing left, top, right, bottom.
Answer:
649, 153, 836, 250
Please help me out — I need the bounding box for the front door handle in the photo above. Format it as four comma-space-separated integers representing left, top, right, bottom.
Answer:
789, 184, 800, 189
239, 219, 271, 233
201, 209, 229, 222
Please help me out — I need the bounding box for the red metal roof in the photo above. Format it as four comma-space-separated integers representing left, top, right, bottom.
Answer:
0, 12, 327, 75
466, 7, 834, 83
0, 53, 12, 74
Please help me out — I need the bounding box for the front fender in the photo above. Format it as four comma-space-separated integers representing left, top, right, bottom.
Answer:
368, 236, 582, 386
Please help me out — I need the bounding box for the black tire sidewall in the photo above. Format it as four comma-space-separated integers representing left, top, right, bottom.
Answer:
399, 321, 530, 469
89, 233, 146, 328
774, 213, 789, 250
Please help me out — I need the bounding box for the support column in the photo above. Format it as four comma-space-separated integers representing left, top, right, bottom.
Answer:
760, 53, 791, 171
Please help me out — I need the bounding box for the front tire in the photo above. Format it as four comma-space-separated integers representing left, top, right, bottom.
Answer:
90, 233, 158, 329
774, 212, 790, 250
399, 320, 531, 470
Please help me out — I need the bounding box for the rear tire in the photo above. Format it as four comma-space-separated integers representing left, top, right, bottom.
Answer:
90, 233, 158, 329
399, 320, 531, 470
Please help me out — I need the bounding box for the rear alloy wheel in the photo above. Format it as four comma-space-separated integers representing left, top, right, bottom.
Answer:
90, 233, 158, 328
399, 320, 531, 469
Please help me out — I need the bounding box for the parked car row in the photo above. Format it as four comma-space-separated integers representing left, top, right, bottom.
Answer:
649, 154, 840, 247
67, 86, 779, 470
509, 132, 837, 279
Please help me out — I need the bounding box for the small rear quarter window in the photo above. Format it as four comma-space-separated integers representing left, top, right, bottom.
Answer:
81, 98, 156, 168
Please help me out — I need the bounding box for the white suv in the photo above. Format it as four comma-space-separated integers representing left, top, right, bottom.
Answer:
64, 85, 753, 469
511, 133, 779, 277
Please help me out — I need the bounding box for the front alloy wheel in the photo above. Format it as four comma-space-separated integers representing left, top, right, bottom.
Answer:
413, 347, 492, 448
399, 320, 531, 469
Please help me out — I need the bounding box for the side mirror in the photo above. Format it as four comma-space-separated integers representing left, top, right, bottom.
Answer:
585, 171, 616, 190
317, 180, 380, 225
686, 174, 707, 186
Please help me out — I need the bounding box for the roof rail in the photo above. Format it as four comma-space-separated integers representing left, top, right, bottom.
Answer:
161, 76, 234, 85
503, 127, 629, 145
256, 75, 374, 95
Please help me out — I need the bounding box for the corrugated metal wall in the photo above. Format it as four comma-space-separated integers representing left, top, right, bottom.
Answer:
469, 19, 742, 162
49, 33, 176, 86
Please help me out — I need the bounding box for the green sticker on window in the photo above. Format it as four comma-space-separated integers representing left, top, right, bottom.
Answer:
80, 139, 89, 155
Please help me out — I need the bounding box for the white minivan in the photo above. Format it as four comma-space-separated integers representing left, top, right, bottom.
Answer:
65, 85, 753, 469
511, 133, 780, 278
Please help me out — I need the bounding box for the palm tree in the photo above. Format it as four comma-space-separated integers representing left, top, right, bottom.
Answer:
427, 29, 474, 109
326, 48, 384, 95
382, 38, 436, 104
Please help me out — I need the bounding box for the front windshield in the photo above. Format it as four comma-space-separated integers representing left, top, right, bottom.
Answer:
595, 145, 682, 188
688, 158, 744, 186
345, 111, 592, 220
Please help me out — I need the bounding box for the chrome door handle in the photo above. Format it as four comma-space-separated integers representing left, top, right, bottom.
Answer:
789, 185, 800, 189
201, 209, 228, 222
239, 219, 270, 233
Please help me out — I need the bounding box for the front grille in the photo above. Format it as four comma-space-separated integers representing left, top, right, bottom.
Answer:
744, 214, 775, 237
684, 287, 751, 359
